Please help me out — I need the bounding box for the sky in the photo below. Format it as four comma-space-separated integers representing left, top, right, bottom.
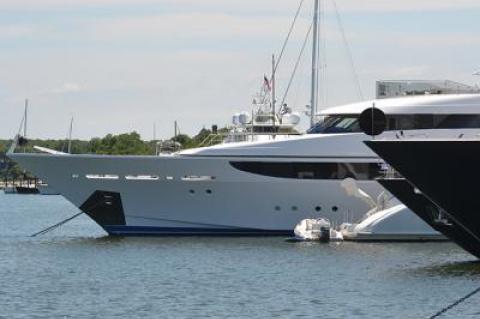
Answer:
0, 0, 480, 140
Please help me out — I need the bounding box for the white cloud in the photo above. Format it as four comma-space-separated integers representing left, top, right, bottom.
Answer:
91, 13, 310, 41
0, 25, 35, 38
41, 82, 84, 95
0, 0, 480, 12
335, 0, 480, 12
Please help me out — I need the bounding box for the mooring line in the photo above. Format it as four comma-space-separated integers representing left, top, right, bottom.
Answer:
429, 285, 480, 318
30, 199, 109, 237
31, 212, 84, 237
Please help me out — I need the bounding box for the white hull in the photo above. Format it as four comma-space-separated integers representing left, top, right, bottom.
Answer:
9, 152, 382, 235
341, 204, 447, 241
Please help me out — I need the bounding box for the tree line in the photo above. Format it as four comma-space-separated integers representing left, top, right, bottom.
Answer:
0, 127, 223, 179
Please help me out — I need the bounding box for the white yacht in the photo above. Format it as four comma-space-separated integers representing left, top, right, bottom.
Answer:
7, 1, 480, 236
8, 94, 480, 235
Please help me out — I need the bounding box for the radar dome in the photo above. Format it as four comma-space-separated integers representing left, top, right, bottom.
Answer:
282, 112, 301, 125
238, 112, 251, 125
232, 113, 240, 125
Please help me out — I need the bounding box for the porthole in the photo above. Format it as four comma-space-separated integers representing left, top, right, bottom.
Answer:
274, 206, 281, 211
315, 206, 321, 212
292, 206, 298, 211
206, 189, 212, 194
189, 189, 195, 195
332, 206, 338, 212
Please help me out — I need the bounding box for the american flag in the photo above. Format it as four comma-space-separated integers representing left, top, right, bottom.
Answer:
263, 74, 271, 92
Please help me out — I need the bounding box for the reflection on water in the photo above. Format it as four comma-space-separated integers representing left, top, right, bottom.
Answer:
415, 260, 480, 278
1, 193, 480, 318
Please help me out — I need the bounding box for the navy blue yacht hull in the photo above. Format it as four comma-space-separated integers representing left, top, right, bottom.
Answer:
365, 140, 480, 258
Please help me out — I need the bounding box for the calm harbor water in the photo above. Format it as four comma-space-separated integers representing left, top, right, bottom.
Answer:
1, 193, 480, 318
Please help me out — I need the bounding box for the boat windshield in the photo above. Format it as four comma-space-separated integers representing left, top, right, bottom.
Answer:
307, 115, 361, 134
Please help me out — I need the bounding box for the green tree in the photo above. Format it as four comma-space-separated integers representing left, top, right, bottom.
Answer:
89, 132, 152, 155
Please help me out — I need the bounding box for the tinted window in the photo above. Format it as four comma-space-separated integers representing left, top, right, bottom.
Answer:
230, 162, 383, 180
436, 115, 480, 128
310, 113, 480, 134
386, 114, 434, 130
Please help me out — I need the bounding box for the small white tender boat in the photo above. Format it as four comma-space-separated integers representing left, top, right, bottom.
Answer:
292, 218, 343, 242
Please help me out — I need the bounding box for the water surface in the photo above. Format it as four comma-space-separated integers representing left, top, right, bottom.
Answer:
1, 193, 479, 318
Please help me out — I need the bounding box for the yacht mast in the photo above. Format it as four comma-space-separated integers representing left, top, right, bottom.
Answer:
271, 54, 276, 130
310, 0, 320, 127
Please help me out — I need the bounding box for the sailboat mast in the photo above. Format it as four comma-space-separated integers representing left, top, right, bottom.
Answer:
24, 99, 28, 138
67, 117, 74, 154
310, 0, 320, 127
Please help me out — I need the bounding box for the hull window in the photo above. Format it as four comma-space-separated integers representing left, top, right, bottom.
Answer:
125, 175, 159, 180
85, 174, 119, 180
230, 162, 382, 180
181, 175, 216, 181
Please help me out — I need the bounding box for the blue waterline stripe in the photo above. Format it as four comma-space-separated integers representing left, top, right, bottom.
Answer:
126, 214, 266, 229
104, 225, 293, 236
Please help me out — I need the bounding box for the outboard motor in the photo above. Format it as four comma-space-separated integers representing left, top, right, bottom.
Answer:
319, 226, 330, 242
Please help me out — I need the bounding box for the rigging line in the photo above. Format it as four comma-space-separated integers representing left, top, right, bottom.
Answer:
290, 39, 308, 109
279, 22, 313, 111
331, 0, 364, 101
273, 0, 305, 76
429, 285, 480, 319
